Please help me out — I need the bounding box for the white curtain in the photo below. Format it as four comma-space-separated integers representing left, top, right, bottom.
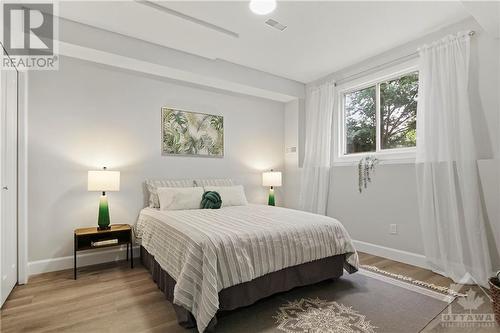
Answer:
416, 31, 493, 286
299, 80, 335, 214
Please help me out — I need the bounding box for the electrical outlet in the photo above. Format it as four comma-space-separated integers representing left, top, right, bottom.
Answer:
390, 224, 398, 235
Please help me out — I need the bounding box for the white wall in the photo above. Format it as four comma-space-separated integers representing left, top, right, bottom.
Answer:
285, 18, 500, 263
27, 56, 285, 264
328, 164, 424, 254
283, 100, 300, 209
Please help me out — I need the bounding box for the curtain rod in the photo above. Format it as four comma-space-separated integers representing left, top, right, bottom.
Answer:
334, 30, 475, 87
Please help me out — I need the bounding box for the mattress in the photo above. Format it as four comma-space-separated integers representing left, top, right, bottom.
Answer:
134, 204, 358, 332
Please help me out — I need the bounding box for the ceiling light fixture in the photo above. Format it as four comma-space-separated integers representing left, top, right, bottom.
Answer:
249, 0, 276, 15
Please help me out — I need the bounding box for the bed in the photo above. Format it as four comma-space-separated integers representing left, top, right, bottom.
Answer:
135, 201, 359, 332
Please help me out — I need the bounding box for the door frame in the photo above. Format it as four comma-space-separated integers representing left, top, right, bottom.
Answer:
0, 47, 22, 306
17, 70, 28, 284
0, 43, 27, 289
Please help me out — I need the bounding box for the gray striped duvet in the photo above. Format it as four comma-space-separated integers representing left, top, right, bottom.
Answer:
135, 204, 359, 332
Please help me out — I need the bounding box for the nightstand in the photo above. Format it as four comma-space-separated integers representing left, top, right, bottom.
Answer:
73, 224, 133, 279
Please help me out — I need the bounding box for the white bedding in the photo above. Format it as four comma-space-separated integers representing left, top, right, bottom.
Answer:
135, 204, 358, 332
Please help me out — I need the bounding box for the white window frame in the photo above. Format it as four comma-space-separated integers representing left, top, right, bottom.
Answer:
333, 59, 418, 166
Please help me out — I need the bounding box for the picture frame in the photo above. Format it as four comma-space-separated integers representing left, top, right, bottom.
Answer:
161, 107, 224, 157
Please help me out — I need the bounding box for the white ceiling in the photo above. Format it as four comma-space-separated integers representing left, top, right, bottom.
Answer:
59, 1, 471, 83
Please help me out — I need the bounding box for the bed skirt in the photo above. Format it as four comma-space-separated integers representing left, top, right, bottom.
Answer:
140, 246, 345, 332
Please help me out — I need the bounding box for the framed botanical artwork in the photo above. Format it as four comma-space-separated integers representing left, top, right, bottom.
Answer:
161, 107, 224, 157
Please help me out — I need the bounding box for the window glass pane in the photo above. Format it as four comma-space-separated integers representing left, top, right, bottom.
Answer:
380, 72, 418, 149
344, 86, 376, 154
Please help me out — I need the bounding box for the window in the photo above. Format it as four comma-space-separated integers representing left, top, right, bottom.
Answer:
344, 86, 376, 154
339, 71, 419, 160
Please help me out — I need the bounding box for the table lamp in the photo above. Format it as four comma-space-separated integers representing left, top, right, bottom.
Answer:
88, 167, 120, 230
262, 170, 282, 206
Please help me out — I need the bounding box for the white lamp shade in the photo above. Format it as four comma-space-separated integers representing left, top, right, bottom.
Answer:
88, 170, 120, 192
262, 171, 282, 187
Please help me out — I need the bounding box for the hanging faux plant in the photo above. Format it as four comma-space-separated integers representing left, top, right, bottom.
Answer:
358, 156, 379, 193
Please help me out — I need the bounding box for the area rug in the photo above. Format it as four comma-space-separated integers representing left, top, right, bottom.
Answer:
214, 269, 454, 333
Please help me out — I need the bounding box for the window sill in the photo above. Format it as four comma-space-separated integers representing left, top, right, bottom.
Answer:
333, 151, 416, 167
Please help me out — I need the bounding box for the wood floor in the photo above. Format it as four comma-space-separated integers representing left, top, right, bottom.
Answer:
1, 253, 497, 332
357, 252, 455, 288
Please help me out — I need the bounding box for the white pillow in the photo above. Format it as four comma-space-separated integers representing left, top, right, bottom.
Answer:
204, 185, 248, 207
157, 187, 204, 211
146, 179, 194, 208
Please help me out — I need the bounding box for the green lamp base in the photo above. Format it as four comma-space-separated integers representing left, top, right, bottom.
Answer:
268, 187, 275, 206
97, 194, 111, 230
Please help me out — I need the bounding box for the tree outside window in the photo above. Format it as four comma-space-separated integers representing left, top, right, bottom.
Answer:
343, 72, 418, 155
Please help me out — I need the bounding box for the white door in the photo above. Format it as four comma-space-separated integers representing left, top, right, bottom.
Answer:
0, 67, 18, 307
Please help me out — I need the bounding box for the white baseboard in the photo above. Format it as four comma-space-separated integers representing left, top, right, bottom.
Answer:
352, 239, 429, 270
28, 245, 141, 277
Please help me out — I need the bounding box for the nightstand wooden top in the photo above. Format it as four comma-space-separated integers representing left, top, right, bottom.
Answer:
74, 224, 131, 236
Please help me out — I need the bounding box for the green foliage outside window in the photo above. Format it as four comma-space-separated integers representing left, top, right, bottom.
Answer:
344, 72, 418, 154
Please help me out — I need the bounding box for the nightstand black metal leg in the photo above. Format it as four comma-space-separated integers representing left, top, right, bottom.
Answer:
130, 241, 134, 268
74, 235, 77, 280
126, 243, 129, 261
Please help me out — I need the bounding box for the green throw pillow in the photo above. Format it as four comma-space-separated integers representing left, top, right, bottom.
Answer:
201, 191, 222, 209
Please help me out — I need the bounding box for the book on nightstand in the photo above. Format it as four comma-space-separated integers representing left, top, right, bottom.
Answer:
91, 239, 118, 247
